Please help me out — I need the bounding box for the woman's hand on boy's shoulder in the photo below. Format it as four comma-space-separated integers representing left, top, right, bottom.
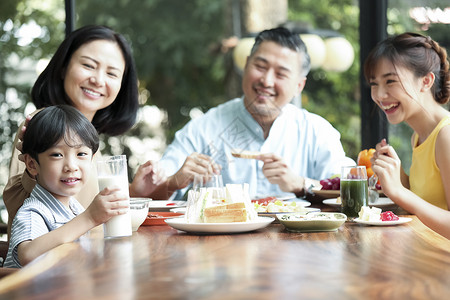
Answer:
16, 115, 33, 162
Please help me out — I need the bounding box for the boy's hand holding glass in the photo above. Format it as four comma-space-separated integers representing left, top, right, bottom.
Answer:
86, 186, 130, 226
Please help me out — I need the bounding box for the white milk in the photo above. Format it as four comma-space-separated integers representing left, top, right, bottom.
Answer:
98, 176, 132, 238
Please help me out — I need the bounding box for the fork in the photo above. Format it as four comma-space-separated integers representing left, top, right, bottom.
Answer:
368, 174, 379, 204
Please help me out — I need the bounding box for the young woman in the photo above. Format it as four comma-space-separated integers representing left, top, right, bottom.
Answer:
364, 32, 450, 238
3, 25, 162, 238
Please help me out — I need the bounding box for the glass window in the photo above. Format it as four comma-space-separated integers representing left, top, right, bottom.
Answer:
387, 0, 450, 173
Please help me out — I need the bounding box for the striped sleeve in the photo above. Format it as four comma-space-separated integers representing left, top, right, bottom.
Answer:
3, 199, 52, 268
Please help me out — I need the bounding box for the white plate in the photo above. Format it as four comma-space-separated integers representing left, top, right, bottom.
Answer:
285, 199, 311, 207
258, 207, 320, 218
148, 201, 186, 211
164, 216, 275, 234
253, 199, 311, 207
252, 195, 297, 202
353, 217, 412, 226
170, 207, 187, 214
323, 197, 395, 209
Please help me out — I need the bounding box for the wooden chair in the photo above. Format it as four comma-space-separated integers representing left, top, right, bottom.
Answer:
0, 240, 17, 279
0, 222, 18, 278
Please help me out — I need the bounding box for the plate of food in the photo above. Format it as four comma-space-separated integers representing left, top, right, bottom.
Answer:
142, 212, 184, 226
354, 207, 411, 226
311, 188, 340, 198
312, 187, 385, 198
276, 212, 347, 232
354, 217, 412, 226
323, 197, 395, 209
148, 201, 186, 212
253, 199, 315, 215
252, 194, 300, 202
252, 196, 310, 206
165, 216, 275, 234
258, 207, 321, 219
170, 207, 187, 214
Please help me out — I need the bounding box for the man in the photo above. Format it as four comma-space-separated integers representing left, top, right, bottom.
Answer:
153, 27, 354, 200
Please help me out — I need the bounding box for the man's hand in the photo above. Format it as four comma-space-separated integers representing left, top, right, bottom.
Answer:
259, 153, 303, 195
129, 160, 166, 197
167, 152, 221, 192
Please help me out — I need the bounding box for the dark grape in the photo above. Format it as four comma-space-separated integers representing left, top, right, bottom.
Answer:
321, 177, 340, 190
320, 179, 333, 190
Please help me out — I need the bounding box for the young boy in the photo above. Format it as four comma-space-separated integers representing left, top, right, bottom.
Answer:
4, 105, 129, 268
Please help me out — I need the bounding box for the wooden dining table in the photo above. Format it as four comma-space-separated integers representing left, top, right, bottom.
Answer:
0, 205, 450, 300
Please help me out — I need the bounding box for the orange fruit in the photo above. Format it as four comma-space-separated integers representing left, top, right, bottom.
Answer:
357, 148, 376, 178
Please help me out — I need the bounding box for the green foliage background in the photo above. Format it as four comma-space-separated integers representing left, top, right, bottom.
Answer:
76, 0, 229, 139
288, 0, 361, 159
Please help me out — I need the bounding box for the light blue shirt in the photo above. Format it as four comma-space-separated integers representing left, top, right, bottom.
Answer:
4, 184, 85, 268
159, 97, 354, 199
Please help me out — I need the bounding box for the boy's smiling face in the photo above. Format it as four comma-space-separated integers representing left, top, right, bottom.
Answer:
25, 135, 94, 204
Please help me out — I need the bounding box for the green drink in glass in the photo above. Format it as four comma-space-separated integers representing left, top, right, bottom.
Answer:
340, 166, 368, 220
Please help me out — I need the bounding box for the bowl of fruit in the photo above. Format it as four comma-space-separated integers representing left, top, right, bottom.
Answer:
311, 176, 341, 198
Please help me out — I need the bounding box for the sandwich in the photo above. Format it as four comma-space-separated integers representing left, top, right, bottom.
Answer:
186, 183, 258, 223
203, 202, 247, 223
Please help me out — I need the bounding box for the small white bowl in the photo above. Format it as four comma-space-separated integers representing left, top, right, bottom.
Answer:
130, 198, 151, 231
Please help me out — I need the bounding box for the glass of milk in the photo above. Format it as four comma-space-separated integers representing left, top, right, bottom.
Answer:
97, 155, 132, 238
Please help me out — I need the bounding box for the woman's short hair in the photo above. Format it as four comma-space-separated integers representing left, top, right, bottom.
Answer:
31, 25, 139, 136
23, 105, 99, 162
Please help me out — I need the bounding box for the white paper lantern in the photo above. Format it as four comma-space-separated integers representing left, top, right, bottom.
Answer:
299, 34, 326, 69
232, 37, 255, 71
322, 37, 355, 72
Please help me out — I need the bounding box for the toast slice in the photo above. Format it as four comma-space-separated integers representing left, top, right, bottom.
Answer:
203, 202, 247, 223
230, 149, 262, 159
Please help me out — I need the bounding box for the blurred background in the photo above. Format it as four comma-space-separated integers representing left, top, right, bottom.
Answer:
1, 0, 449, 207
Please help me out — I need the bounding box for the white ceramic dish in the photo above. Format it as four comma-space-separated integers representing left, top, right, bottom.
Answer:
323, 197, 395, 209
276, 212, 347, 232
354, 217, 412, 226
252, 195, 297, 202
164, 216, 275, 234
148, 201, 186, 211
170, 207, 187, 214
258, 207, 320, 218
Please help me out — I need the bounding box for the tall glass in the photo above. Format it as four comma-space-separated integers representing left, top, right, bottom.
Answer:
340, 165, 368, 221
97, 155, 132, 238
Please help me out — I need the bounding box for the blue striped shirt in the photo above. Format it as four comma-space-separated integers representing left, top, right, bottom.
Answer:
4, 184, 85, 268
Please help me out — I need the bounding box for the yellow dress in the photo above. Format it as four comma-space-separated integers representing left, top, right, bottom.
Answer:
409, 116, 450, 210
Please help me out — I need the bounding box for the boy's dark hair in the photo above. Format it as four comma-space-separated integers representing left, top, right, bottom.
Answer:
31, 25, 139, 136
22, 105, 100, 162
